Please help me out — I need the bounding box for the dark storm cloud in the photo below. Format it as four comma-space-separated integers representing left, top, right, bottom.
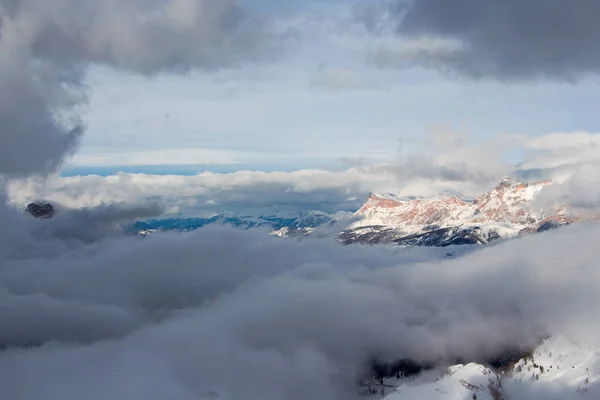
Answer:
378, 0, 600, 81
0, 0, 273, 177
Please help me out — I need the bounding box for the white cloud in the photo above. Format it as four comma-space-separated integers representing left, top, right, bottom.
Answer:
532, 164, 600, 213
6, 169, 398, 215
503, 132, 600, 211
520, 132, 600, 171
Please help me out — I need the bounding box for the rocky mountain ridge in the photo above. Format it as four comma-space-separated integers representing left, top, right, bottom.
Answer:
27, 177, 596, 248
340, 177, 586, 247
133, 210, 352, 236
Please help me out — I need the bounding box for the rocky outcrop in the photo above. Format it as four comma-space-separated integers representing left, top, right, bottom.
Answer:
25, 201, 54, 219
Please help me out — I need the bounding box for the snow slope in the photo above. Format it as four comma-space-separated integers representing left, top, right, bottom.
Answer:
382, 335, 600, 400
508, 335, 600, 396
385, 364, 503, 400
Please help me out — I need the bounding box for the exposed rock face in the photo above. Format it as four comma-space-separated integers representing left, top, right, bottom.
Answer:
471, 178, 550, 224
356, 194, 468, 228
25, 201, 54, 219
340, 178, 580, 247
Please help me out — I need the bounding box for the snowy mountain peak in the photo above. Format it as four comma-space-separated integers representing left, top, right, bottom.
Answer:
471, 178, 551, 224
497, 176, 523, 188
341, 178, 566, 246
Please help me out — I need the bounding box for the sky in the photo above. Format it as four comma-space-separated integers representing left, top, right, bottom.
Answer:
64, 0, 600, 174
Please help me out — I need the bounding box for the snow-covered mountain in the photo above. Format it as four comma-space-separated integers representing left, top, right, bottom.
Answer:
379, 335, 600, 399
339, 177, 587, 247
382, 363, 503, 400
60, 176, 596, 247
133, 210, 353, 236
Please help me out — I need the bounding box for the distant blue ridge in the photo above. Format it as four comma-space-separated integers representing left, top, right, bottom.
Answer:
129, 212, 343, 234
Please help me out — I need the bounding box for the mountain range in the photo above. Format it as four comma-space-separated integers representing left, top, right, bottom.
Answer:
125, 177, 598, 246
26, 177, 596, 247
339, 177, 577, 247
131, 210, 352, 237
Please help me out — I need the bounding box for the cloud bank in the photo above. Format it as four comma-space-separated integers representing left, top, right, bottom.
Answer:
7, 169, 391, 216
2, 218, 600, 399
10, 131, 600, 216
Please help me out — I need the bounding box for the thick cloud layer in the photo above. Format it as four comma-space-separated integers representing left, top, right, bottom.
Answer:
375, 0, 600, 80
7, 169, 391, 215
2, 219, 600, 399
3, 0, 268, 74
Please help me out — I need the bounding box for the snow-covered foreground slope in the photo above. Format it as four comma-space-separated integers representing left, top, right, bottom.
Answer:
383, 335, 600, 400
384, 364, 502, 400
507, 335, 600, 397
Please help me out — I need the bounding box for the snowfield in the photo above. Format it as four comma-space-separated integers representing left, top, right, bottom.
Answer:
382, 336, 600, 400
385, 363, 502, 400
